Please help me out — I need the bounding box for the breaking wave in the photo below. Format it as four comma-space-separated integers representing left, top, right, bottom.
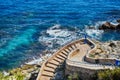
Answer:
39, 20, 120, 48
38, 23, 104, 48
39, 24, 82, 48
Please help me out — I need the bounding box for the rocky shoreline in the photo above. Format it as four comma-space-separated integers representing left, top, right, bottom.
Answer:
0, 50, 54, 80
1, 39, 120, 80
89, 40, 120, 59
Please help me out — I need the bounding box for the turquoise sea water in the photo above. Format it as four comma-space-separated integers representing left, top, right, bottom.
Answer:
0, 0, 120, 70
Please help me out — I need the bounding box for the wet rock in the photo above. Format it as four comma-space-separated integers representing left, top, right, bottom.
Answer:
116, 24, 120, 29
29, 73, 38, 80
117, 19, 120, 23
88, 26, 96, 29
99, 22, 116, 30
109, 42, 116, 48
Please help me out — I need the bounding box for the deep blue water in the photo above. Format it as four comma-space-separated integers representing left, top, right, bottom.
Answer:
0, 0, 120, 70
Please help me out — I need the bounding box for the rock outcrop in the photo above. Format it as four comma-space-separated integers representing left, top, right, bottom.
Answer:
116, 24, 120, 29
98, 20, 120, 30
117, 19, 120, 23
109, 42, 116, 48
99, 22, 116, 30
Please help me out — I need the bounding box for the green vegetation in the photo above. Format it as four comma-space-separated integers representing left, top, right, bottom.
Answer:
97, 68, 120, 80
67, 73, 80, 80
0, 71, 25, 80
0, 65, 39, 80
89, 53, 95, 58
66, 68, 120, 80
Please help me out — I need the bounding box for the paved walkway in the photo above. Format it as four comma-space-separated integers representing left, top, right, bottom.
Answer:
69, 44, 90, 62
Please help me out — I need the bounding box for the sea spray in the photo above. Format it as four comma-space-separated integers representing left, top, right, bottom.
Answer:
85, 29, 104, 40
39, 24, 82, 48
0, 28, 36, 57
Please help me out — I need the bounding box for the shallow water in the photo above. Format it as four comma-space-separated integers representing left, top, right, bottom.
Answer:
0, 0, 120, 70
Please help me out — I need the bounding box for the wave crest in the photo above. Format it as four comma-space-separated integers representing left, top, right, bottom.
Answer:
39, 24, 80, 48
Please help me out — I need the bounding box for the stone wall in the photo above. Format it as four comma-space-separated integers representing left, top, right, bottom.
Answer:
99, 59, 115, 65
85, 56, 116, 65
65, 63, 101, 80
65, 39, 116, 80
84, 56, 96, 63
84, 39, 116, 65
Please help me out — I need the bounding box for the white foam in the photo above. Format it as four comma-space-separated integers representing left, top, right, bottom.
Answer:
84, 21, 110, 40
26, 58, 42, 65
25, 54, 52, 65
3, 71, 9, 76
39, 22, 108, 48
86, 29, 104, 39
85, 20, 119, 40
46, 24, 72, 37
39, 24, 79, 48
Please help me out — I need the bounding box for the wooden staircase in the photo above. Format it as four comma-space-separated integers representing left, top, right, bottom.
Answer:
37, 39, 84, 80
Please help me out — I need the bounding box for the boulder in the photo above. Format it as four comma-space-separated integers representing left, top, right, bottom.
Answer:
116, 24, 120, 29
109, 42, 116, 48
117, 19, 120, 23
99, 22, 116, 30
88, 26, 96, 29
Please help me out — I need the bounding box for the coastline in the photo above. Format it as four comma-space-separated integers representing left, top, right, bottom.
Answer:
1, 39, 120, 80
0, 49, 58, 79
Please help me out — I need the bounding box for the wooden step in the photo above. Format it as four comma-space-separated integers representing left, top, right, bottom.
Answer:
53, 57, 64, 63
68, 46, 73, 51
65, 48, 71, 53
71, 45, 76, 49
48, 60, 60, 66
56, 54, 65, 60
77, 42, 82, 48
44, 67, 55, 72
42, 71, 54, 77
40, 76, 52, 80
64, 49, 69, 53
74, 44, 77, 48
67, 47, 72, 52
75, 43, 80, 48
61, 51, 68, 56
59, 53, 67, 58
46, 63, 57, 69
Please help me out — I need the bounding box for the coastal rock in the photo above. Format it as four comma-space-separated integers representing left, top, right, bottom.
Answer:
29, 73, 38, 80
99, 22, 116, 30
88, 26, 96, 29
116, 24, 120, 29
117, 19, 120, 23
109, 42, 116, 48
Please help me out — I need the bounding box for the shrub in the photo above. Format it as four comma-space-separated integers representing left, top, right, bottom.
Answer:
98, 68, 120, 80
67, 73, 80, 80
0, 71, 25, 80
